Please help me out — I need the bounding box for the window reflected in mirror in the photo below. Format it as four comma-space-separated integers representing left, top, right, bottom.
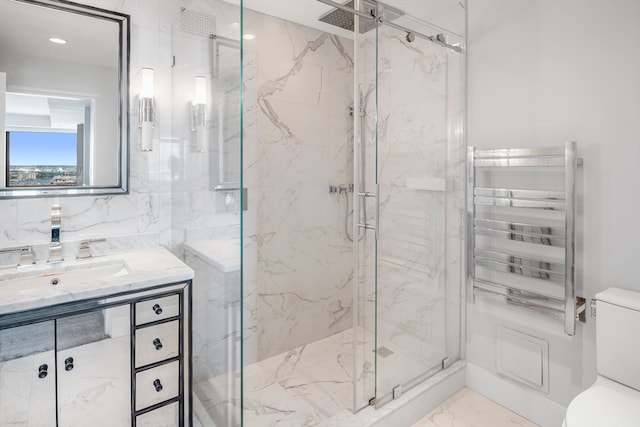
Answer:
7, 131, 78, 186
5, 92, 91, 187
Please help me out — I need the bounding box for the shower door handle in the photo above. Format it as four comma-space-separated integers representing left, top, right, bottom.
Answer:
357, 184, 380, 240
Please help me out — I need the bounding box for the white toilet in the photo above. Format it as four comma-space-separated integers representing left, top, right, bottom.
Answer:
563, 287, 640, 427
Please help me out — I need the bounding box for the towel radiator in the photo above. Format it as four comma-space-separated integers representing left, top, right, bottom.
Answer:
467, 141, 586, 336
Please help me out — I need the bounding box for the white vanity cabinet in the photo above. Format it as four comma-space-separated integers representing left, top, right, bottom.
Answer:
0, 281, 191, 427
56, 306, 132, 427
0, 321, 57, 427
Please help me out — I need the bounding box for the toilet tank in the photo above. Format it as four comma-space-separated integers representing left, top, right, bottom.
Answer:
595, 287, 640, 391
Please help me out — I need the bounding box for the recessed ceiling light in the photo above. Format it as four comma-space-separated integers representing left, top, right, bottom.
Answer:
49, 37, 67, 44
243, 34, 255, 40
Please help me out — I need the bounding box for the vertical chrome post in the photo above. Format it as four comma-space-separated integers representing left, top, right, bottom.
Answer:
564, 141, 577, 335
466, 146, 476, 302
351, 14, 361, 412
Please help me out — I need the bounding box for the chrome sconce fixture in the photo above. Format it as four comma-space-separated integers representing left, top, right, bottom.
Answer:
139, 67, 154, 151
193, 76, 207, 152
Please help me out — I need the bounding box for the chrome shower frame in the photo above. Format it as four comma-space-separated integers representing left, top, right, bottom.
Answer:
316, 0, 463, 52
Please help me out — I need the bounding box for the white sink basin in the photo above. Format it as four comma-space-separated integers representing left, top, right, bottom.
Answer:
0, 260, 130, 295
0, 247, 194, 315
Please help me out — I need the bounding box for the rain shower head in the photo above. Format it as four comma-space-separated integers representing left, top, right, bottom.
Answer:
318, 0, 404, 34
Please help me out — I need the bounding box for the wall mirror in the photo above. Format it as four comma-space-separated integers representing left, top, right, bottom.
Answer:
0, 0, 129, 198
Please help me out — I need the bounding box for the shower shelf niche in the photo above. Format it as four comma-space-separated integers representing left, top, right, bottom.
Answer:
466, 142, 586, 336
405, 177, 446, 191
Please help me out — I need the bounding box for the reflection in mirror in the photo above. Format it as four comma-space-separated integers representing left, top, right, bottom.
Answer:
0, 0, 129, 198
6, 92, 91, 186
211, 36, 241, 191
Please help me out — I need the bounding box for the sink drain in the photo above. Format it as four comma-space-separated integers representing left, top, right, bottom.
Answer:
50, 278, 60, 286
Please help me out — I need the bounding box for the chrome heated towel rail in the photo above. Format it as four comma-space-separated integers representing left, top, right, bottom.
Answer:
467, 142, 585, 336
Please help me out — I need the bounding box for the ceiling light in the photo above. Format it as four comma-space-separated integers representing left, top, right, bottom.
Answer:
243, 34, 255, 40
49, 37, 67, 44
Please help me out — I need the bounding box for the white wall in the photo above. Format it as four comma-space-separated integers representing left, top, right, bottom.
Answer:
467, 1, 640, 425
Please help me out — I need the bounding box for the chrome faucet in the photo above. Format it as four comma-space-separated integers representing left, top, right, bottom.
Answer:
0, 246, 35, 267
77, 238, 106, 259
48, 205, 63, 263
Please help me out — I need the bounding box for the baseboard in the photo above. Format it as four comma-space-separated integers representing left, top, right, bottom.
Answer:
466, 362, 567, 427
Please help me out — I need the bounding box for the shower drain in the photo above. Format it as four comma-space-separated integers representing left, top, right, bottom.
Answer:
374, 346, 394, 358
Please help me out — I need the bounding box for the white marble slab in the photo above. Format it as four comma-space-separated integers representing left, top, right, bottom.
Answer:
0, 247, 193, 314
182, 239, 240, 273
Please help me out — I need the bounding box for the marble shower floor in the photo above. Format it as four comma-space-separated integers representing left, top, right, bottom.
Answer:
412, 388, 540, 427
194, 327, 439, 426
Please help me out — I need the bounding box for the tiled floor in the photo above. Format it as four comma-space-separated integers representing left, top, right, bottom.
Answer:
194, 326, 440, 426
194, 330, 537, 427
412, 388, 540, 427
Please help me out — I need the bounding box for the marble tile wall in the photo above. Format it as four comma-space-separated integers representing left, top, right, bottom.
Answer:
241, 9, 355, 363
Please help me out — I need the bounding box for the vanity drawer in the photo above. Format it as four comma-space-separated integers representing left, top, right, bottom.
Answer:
136, 361, 179, 410
135, 320, 179, 367
136, 402, 179, 427
136, 294, 180, 325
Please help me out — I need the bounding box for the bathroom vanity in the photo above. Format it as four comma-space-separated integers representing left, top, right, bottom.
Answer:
0, 247, 194, 427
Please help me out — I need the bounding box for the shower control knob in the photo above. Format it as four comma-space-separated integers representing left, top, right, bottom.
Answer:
153, 379, 163, 392
153, 338, 163, 350
152, 304, 163, 315
38, 364, 48, 379
64, 357, 74, 371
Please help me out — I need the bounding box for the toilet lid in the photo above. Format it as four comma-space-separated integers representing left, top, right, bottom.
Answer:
565, 377, 640, 427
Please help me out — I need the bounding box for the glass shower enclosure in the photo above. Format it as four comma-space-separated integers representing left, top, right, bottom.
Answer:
171, 0, 465, 425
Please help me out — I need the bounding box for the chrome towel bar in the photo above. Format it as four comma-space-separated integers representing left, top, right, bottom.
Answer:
467, 141, 585, 336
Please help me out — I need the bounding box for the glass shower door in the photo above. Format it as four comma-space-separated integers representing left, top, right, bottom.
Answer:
356, 3, 465, 408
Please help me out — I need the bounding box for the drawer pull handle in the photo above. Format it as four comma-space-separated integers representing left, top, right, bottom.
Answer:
38, 364, 48, 379
153, 338, 163, 350
64, 357, 74, 371
153, 379, 163, 392
152, 304, 163, 315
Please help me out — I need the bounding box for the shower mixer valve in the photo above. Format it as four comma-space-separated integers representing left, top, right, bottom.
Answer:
329, 184, 354, 194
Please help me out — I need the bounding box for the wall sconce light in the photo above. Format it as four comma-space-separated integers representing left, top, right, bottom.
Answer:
139, 67, 154, 151
193, 76, 207, 152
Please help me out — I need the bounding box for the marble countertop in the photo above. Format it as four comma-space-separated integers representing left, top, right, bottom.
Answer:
0, 246, 194, 315
182, 239, 240, 273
